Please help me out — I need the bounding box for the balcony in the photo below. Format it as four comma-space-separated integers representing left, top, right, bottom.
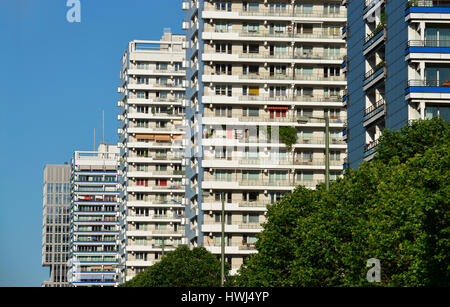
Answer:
363, 27, 385, 54
405, 79, 450, 99
406, 0, 450, 9
363, 61, 386, 90
235, 52, 344, 61
237, 95, 342, 104
203, 7, 347, 19
202, 30, 344, 43
363, 99, 386, 127
364, 139, 379, 160
406, 40, 450, 60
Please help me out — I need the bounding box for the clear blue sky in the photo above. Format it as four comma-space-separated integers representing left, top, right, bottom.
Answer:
0, 0, 184, 287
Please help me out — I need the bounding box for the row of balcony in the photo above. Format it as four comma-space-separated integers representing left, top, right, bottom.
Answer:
204, 114, 346, 124
235, 52, 345, 61
406, 0, 450, 8
236, 73, 346, 82
202, 157, 344, 167
203, 30, 343, 41
203, 8, 347, 19
203, 179, 323, 188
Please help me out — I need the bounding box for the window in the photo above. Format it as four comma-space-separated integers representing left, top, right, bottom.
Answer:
216, 106, 232, 117
247, 23, 259, 33
215, 85, 232, 96
324, 4, 340, 14
216, 1, 231, 11
243, 213, 259, 224
215, 170, 232, 181
242, 171, 259, 181
301, 67, 313, 76
269, 171, 287, 182
137, 62, 149, 70
216, 64, 232, 75
324, 45, 340, 57
242, 107, 259, 117
243, 2, 259, 12
324, 88, 340, 98
216, 22, 232, 33
330, 151, 341, 161
243, 191, 259, 202
270, 109, 287, 118
302, 24, 313, 34
269, 86, 287, 97
136, 91, 147, 99
156, 62, 168, 71
216, 43, 228, 53
324, 67, 340, 77
425, 105, 450, 121
270, 3, 287, 12
297, 3, 313, 14
330, 171, 340, 181
137, 106, 149, 113
274, 45, 287, 55
303, 172, 314, 181
249, 44, 259, 53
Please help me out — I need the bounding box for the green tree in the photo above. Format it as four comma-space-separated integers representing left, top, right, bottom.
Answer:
120, 246, 230, 287
233, 118, 449, 287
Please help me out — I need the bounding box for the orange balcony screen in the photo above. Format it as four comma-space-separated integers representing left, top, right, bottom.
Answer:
249, 87, 259, 96
136, 134, 155, 140
155, 134, 171, 141
267, 106, 289, 110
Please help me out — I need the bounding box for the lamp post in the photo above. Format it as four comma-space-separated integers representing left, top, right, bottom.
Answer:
297, 114, 330, 190
221, 192, 225, 287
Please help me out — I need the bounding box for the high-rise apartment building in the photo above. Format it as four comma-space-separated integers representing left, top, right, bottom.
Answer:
117, 32, 187, 283
42, 164, 71, 287
67, 144, 121, 287
344, 0, 450, 167
183, 0, 347, 274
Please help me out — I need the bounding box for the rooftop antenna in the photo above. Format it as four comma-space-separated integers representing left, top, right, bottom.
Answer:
102, 110, 105, 145
93, 128, 96, 151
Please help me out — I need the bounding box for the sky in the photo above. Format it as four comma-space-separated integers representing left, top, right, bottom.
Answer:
0, 0, 185, 287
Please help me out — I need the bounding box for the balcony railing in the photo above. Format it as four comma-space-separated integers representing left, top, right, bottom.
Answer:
364, 61, 385, 81
408, 79, 450, 87
236, 30, 342, 40
364, 26, 385, 45
406, 0, 450, 8
364, 139, 379, 153
238, 52, 344, 61
203, 156, 344, 167
236, 8, 346, 18
238, 95, 342, 103
408, 40, 450, 47
364, 98, 386, 116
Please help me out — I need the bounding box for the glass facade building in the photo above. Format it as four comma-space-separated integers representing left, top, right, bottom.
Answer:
42, 164, 71, 287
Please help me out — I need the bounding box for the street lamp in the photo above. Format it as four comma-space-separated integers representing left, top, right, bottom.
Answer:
221, 192, 225, 287
297, 114, 330, 191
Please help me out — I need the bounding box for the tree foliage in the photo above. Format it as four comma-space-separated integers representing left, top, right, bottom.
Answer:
279, 126, 298, 151
233, 117, 449, 287
120, 246, 230, 287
